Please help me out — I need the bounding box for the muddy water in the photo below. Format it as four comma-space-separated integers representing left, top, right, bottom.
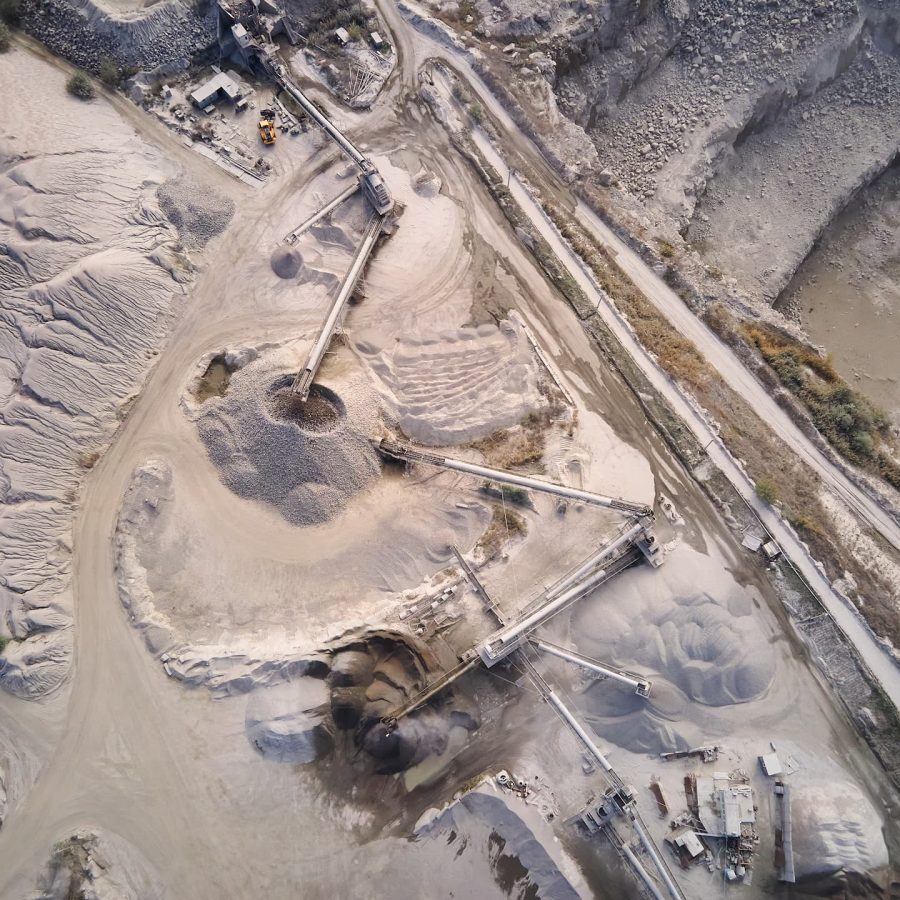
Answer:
778, 164, 900, 422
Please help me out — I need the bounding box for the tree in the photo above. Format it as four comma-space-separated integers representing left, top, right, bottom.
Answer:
67, 71, 95, 100
755, 478, 779, 505
0, 21, 10, 52
0, 0, 20, 24
99, 55, 120, 86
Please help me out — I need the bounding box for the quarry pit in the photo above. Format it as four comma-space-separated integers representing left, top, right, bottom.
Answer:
0, 3, 899, 899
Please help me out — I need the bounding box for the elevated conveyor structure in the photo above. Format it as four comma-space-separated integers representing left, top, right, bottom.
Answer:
292, 213, 383, 399
530, 639, 652, 696
257, 55, 394, 215
386, 524, 656, 727
451, 545, 505, 625
515, 649, 617, 774
284, 182, 360, 244
377, 439, 653, 517
476, 526, 645, 667
380, 652, 480, 730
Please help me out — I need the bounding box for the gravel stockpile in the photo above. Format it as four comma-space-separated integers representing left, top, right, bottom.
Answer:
19, 0, 216, 73
270, 245, 304, 279
158, 176, 235, 249
246, 679, 333, 764
195, 355, 382, 526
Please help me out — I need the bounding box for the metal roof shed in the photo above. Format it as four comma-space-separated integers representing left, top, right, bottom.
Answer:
675, 832, 704, 858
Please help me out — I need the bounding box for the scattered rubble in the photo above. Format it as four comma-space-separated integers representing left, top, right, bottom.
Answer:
19, 0, 215, 73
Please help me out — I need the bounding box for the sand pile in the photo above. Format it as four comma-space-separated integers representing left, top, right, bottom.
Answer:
417, 789, 581, 900
0, 49, 191, 698
270, 246, 304, 280
195, 356, 381, 526
246, 678, 333, 764
0, 632, 74, 700
357, 319, 541, 446
157, 177, 235, 250
791, 780, 889, 878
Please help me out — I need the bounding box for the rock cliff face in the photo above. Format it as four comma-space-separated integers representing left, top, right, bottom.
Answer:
19, 0, 216, 73
434, 0, 900, 315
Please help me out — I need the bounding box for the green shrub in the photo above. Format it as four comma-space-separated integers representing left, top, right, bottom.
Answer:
0, 21, 9, 51
99, 55, 120, 86
67, 71, 95, 100
755, 478, 779, 504
469, 101, 484, 123
0, 0, 20, 24
744, 322, 893, 470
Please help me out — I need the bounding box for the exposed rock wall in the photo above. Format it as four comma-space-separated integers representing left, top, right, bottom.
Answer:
19, 0, 216, 72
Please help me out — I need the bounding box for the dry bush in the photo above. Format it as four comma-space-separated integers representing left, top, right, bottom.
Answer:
476, 504, 527, 560
742, 322, 896, 481
78, 450, 100, 469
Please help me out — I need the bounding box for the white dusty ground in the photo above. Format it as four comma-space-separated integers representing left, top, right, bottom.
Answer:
0, 33, 896, 900
0, 46, 223, 699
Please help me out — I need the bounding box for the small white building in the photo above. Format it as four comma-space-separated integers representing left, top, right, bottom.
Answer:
698, 775, 756, 838
759, 753, 783, 777
370, 30, 384, 47
722, 786, 755, 838
335, 26, 351, 45
189, 72, 241, 109
232, 23, 251, 49
674, 831, 704, 859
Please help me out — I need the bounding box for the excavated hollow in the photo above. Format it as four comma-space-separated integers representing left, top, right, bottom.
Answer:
265, 379, 345, 435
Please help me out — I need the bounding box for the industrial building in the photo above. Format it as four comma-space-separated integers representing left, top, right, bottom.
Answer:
189, 72, 243, 110
697, 774, 756, 838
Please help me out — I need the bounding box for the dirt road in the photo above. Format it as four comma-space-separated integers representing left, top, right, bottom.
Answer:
376, 1, 900, 704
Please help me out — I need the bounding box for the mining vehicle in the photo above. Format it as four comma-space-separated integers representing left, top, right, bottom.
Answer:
258, 110, 277, 145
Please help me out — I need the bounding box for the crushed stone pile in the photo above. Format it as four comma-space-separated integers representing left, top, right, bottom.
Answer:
578, 587, 775, 757
195, 356, 382, 526
417, 789, 581, 900
19, 0, 216, 73
246, 678, 333, 764
357, 319, 541, 446
158, 177, 235, 249
791, 779, 889, 877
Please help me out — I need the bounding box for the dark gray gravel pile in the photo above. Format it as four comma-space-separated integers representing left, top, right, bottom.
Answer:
196, 359, 381, 526
158, 176, 235, 248
19, 0, 217, 72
